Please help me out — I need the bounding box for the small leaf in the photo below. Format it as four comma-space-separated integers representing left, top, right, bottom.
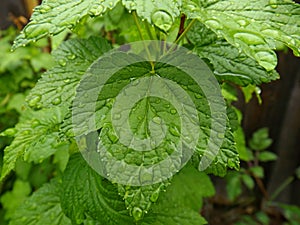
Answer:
258, 151, 277, 162
9, 179, 71, 225
241, 174, 255, 190
249, 128, 273, 151
226, 171, 242, 201
250, 166, 264, 178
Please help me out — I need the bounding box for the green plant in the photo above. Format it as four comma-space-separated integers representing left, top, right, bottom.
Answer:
0, 0, 300, 224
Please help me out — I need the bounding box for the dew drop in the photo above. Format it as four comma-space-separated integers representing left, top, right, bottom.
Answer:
3, 128, 17, 136
31, 119, 40, 128
152, 116, 161, 124
151, 10, 173, 32
255, 51, 276, 71
170, 109, 177, 114
269, 0, 278, 8
51, 96, 61, 105
132, 207, 144, 221
237, 19, 248, 27
58, 59, 66, 66
204, 19, 222, 30
38, 5, 51, 13
67, 54, 76, 60
233, 32, 265, 45
150, 189, 160, 202
27, 94, 42, 108
89, 5, 104, 16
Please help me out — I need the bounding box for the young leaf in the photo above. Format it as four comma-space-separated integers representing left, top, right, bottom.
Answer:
60, 154, 134, 225
258, 151, 277, 162
12, 0, 119, 49
183, 0, 300, 70
9, 179, 71, 225
249, 128, 273, 151
250, 166, 264, 178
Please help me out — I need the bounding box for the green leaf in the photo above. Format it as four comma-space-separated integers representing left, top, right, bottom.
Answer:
117, 182, 170, 221
258, 151, 277, 162
12, 0, 119, 49
249, 128, 273, 151
195, 41, 279, 86
226, 171, 242, 201
199, 119, 240, 177
123, 0, 181, 32
9, 179, 71, 225
241, 84, 262, 103
26, 36, 111, 109
250, 166, 264, 178
241, 174, 255, 190
142, 165, 213, 225
0, 179, 31, 220
60, 154, 134, 225
0, 106, 66, 181
279, 203, 300, 224
184, 0, 300, 70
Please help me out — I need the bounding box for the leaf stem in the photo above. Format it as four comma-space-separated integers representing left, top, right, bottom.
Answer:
269, 175, 295, 201
132, 11, 155, 70
145, 22, 155, 40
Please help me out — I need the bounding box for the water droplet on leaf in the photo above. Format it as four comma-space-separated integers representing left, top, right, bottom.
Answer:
51, 97, 61, 105
132, 207, 144, 221
151, 10, 173, 32
31, 119, 40, 128
58, 59, 66, 66
204, 19, 222, 30
89, 5, 104, 16
3, 128, 17, 136
152, 116, 161, 124
27, 94, 42, 108
255, 51, 277, 71
234, 32, 265, 45
150, 189, 160, 202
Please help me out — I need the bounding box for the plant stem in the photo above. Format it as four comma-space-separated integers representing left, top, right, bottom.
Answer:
145, 22, 154, 40
132, 11, 155, 70
269, 176, 294, 201
174, 18, 196, 45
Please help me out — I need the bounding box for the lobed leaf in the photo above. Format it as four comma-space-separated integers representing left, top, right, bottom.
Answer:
60, 154, 134, 225
183, 0, 300, 70
26, 36, 111, 110
195, 41, 279, 86
0, 106, 67, 181
12, 0, 119, 49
